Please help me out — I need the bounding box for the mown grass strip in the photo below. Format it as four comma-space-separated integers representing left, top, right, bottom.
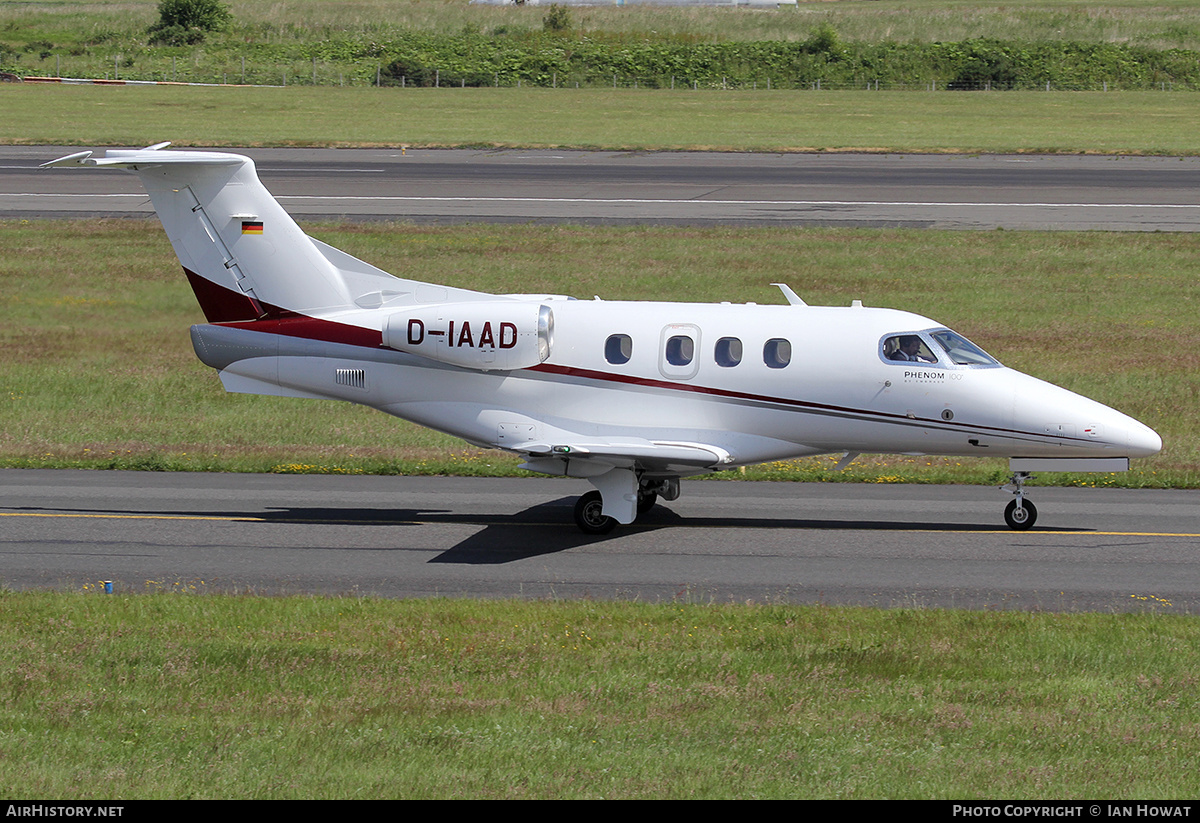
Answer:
4, 85, 1200, 155
1, 591, 1196, 799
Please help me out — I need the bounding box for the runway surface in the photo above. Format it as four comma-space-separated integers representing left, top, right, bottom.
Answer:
2, 470, 1197, 612
8, 145, 1200, 230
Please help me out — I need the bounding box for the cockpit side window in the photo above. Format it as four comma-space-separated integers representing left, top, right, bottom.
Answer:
882, 334, 938, 364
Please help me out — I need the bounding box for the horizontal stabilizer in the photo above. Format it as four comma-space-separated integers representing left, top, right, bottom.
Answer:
39, 150, 94, 168
42, 146, 242, 169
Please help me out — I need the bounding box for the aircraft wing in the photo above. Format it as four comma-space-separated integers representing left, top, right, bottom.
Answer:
516, 440, 734, 477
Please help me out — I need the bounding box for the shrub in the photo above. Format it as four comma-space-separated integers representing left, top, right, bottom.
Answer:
148, 0, 231, 46
948, 54, 1020, 90
381, 56, 434, 87
804, 24, 846, 61
543, 5, 573, 34
947, 41, 1021, 90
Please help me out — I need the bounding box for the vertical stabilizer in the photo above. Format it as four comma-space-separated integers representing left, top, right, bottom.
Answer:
44, 146, 355, 322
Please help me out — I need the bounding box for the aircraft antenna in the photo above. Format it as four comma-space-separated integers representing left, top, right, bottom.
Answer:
771, 283, 807, 306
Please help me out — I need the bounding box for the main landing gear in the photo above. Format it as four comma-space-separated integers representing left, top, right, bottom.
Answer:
572, 477, 678, 535
1001, 471, 1038, 531
573, 490, 615, 535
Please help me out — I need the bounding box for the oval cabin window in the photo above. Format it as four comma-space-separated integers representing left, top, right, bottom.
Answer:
605, 334, 632, 365
715, 337, 743, 367
665, 335, 694, 367
764, 338, 791, 369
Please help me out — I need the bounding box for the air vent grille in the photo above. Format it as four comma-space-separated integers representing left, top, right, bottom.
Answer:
335, 368, 366, 390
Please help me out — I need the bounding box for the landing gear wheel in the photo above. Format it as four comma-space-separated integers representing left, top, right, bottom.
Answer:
1004, 499, 1038, 531
636, 490, 658, 516
574, 490, 617, 535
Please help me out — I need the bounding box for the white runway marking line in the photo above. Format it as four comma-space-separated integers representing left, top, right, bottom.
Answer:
276, 195, 1200, 210
7, 193, 1200, 210
3, 193, 146, 198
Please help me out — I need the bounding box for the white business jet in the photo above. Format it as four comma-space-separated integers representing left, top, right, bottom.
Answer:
44, 145, 1162, 533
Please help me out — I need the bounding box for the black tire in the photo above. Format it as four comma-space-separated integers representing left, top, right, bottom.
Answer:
1004, 499, 1037, 531
636, 490, 658, 517
574, 490, 616, 535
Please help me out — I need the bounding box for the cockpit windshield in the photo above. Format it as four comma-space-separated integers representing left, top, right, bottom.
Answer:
881, 329, 1001, 368
929, 329, 1000, 366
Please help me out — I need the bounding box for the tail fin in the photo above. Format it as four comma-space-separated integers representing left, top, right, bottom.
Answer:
43, 144, 494, 323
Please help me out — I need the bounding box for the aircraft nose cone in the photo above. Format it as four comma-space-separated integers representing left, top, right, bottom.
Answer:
1127, 421, 1162, 458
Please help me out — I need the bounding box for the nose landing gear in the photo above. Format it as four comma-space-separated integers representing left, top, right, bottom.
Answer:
1001, 471, 1038, 531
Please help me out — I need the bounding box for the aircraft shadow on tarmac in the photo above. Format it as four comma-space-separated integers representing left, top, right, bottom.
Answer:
425, 499, 1088, 564
16, 498, 1087, 566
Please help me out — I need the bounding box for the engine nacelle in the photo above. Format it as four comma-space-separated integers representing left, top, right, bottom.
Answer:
383, 301, 553, 371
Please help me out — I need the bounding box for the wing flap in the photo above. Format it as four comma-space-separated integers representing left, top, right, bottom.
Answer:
517, 440, 733, 477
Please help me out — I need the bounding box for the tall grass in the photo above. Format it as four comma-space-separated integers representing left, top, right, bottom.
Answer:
7, 1, 1200, 87
8, 1, 1200, 50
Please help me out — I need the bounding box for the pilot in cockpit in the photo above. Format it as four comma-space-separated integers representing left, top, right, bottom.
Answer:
888, 335, 933, 363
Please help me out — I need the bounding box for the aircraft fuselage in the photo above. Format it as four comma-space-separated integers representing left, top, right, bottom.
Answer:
194, 299, 1161, 476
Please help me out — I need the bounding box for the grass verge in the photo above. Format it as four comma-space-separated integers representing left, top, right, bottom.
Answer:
1, 591, 1197, 799
4, 85, 1200, 155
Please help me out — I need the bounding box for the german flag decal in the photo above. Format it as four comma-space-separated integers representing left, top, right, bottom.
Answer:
241, 220, 264, 235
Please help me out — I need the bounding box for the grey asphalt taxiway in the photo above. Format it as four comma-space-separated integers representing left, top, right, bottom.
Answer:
8, 145, 1200, 230
2, 471, 1197, 611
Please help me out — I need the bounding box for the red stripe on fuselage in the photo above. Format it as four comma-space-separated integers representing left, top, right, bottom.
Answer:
531, 362, 891, 420
528, 362, 1085, 446
184, 268, 262, 323
184, 267, 382, 346
215, 314, 382, 348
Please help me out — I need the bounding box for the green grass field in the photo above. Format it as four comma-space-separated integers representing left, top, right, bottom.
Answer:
4, 84, 1200, 155
2, 592, 1197, 799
